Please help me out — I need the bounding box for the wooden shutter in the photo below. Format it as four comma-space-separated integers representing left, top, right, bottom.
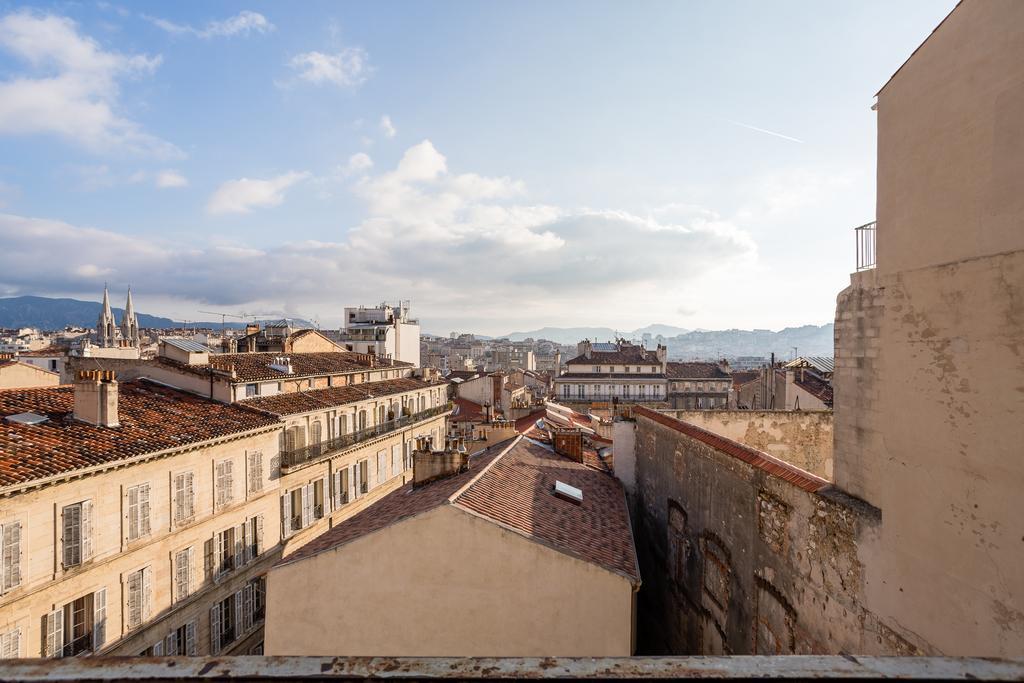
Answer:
0, 627, 20, 659
215, 462, 225, 508
204, 538, 216, 582
209, 603, 222, 655
139, 484, 151, 537
127, 571, 142, 629
93, 587, 106, 651
281, 493, 292, 539
184, 472, 195, 520
241, 583, 253, 633
233, 590, 244, 640
320, 475, 330, 516
173, 474, 185, 523
332, 470, 342, 508
1, 521, 22, 591
127, 486, 139, 540
235, 523, 246, 568
255, 516, 264, 556
166, 630, 178, 656
81, 501, 93, 562
44, 609, 63, 658
174, 550, 188, 602
153, 638, 163, 656
61, 505, 76, 567
185, 620, 197, 656
187, 546, 196, 596
142, 567, 152, 621
224, 460, 234, 506
349, 465, 358, 500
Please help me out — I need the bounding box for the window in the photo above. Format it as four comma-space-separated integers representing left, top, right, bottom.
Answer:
164, 620, 197, 656
247, 451, 264, 495
245, 383, 258, 398
215, 459, 234, 510
210, 578, 265, 655
377, 450, 388, 485
391, 444, 402, 476
592, 365, 600, 372
126, 483, 151, 542
61, 501, 92, 569
49, 359, 58, 371
310, 421, 322, 445
125, 566, 152, 631
0, 627, 21, 659
624, 366, 630, 373
332, 468, 350, 508
358, 460, 369, 494
210, 595, 234, 655
173, 472, 195, 526
608, 366, 615, 373
43, 589, 106, 657
281, 478, 326, 537
0, 520, 22, 594
337, 414, 348, 435
357, 410, 367, 431
377, 405, 386, 424
173, 547, 195, 603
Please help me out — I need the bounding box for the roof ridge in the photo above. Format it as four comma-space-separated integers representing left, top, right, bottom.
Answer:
448, 435, 522, 505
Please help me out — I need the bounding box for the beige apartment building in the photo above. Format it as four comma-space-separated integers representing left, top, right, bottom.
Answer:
0, 364, 451, 659
554, 340, 668, 404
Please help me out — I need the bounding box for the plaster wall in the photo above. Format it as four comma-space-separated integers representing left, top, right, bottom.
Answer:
0, 362, 60, 389
265, 504, 635, 656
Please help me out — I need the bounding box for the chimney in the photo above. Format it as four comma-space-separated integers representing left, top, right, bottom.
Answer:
413, 436, 468, 488
74, 370, 119, 427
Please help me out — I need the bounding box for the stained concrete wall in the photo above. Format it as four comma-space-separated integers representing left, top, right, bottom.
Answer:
630, 413, 919, 656
266, 504, 635, 656
832, 0, 1024, 657
659, 410, 833, 480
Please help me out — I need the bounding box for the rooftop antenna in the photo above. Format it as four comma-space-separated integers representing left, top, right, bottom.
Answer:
792, 346, 798, 361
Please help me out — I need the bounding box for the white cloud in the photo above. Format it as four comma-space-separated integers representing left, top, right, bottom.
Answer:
379, 115, 396, 138
145, 11, 274, 39
0, 141, 758, 330
155, 169, 188, 188
207, 171, 310, 214
0, 11, 181, 158
287, 47, 371, 88
343, 153, 373, 177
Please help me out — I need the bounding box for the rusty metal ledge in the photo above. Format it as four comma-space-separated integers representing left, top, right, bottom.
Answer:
1, 656, 1023, 681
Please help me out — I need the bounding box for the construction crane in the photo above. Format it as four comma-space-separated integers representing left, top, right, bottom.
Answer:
198, 311, 258, 335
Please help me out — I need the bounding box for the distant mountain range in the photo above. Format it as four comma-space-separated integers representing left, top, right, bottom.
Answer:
0, 296, 310, 331
501, 324, 691, 344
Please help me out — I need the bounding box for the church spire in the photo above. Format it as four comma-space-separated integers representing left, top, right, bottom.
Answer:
120, 287, 139, 347
96, 284, 116, 347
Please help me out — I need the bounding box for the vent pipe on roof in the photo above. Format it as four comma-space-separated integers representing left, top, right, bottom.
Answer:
74, 369, 119, 427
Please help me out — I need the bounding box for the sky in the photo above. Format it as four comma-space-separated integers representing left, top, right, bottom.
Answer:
0, 1, 958, 336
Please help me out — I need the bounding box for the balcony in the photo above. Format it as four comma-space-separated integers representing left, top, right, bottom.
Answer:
558, 394, 665, 403
855, 221, 876, 270
281, 404, 452, 469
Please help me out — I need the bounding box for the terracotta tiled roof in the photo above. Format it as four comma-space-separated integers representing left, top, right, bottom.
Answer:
156, 351, 412, 383
731, 370, 760, 388
633, 406, 829, 493
565, 346, 659, 366
281, 437, 640, 584
15, 346, 65, 357
0, 380, 278, 489
665, 362, 730, 380
280, 441, 512, 564
453, 439, 638, 582
793, 371, 834, 407
240, 377, 434, 416
450, 397, 485, 424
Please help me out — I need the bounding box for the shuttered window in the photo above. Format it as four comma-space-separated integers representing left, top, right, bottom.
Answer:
173, 472, 195, 525
61, 501, 92, 569
247, 451, 264, 495
0, 521, 22, 593
215, 460, 234, 510
126, 483, 151, 541
333, 468, 349, 508
125, 567, 151, 631
173, 547, 194, 603
0, 628, 21, 659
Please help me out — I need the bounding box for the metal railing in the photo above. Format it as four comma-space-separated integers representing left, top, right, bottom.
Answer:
855, 221, 876, 270
281, 404, 452, 469
557, 394, 664, 403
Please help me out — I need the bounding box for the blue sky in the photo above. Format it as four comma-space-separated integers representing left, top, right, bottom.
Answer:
0, 1, 956, 335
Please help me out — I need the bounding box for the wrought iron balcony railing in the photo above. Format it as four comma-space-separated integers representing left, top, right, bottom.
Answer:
281, 404, 452, 469
855, 221, 876, 270
557, 394, 665, 403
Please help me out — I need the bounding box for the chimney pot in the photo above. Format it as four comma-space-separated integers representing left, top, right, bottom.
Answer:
74, 369, 119, 427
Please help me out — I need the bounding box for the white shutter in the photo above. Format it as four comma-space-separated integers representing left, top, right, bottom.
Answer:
139, 484, 151, 537
185, 472, 195, 520
173, 474, 185, 524
350, 465, 358, 500
164, 631, 177, 656
127, 486, 139, 540
45, 609, 63, 658
153, 639, 163, 656
0, 627, 21, 659
173, 550, 187, 602
241, 583, 253, 633
301, 485, 313, 528
93, 587, 106, 651
209, 604, 222, 655
205, 538, 216, 582
255, 516, 264, 556
1, 521, 22, 591
234, 524, 245, 568
332, 470, 342, 508
215, 462, 225, 508
127, 571, 142, 629
187, 546, 196, 596
321, 475, 330, 516
185, 620, 197, 656
142, 567, 152, 621
224, 460, 234, 505
281, 493, 292, 539
81, 500, 93, 561
233, 590, 243, 639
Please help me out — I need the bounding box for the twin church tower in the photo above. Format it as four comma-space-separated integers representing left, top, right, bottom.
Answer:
95, 285, 140, 348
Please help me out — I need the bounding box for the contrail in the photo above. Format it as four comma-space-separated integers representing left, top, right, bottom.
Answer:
725, 119, 804, 144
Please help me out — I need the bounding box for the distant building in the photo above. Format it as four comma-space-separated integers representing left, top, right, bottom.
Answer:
333, 302, 420, 367
80, 287, 141, 360
0, 355, 60, 389
664, 362, 731, 409
553, 339, 667, 404
264, 437, 639, 656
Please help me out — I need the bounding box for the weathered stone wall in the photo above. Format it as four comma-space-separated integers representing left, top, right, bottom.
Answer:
659, 410, 833, 480
630, 412, 924, 656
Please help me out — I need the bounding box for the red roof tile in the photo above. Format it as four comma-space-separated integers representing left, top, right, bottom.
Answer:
0, 380, 278, 489
156, 351, 412, 383
241, 377, 437, 416
665, 362, 730, 380
633, 406, 829, 493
